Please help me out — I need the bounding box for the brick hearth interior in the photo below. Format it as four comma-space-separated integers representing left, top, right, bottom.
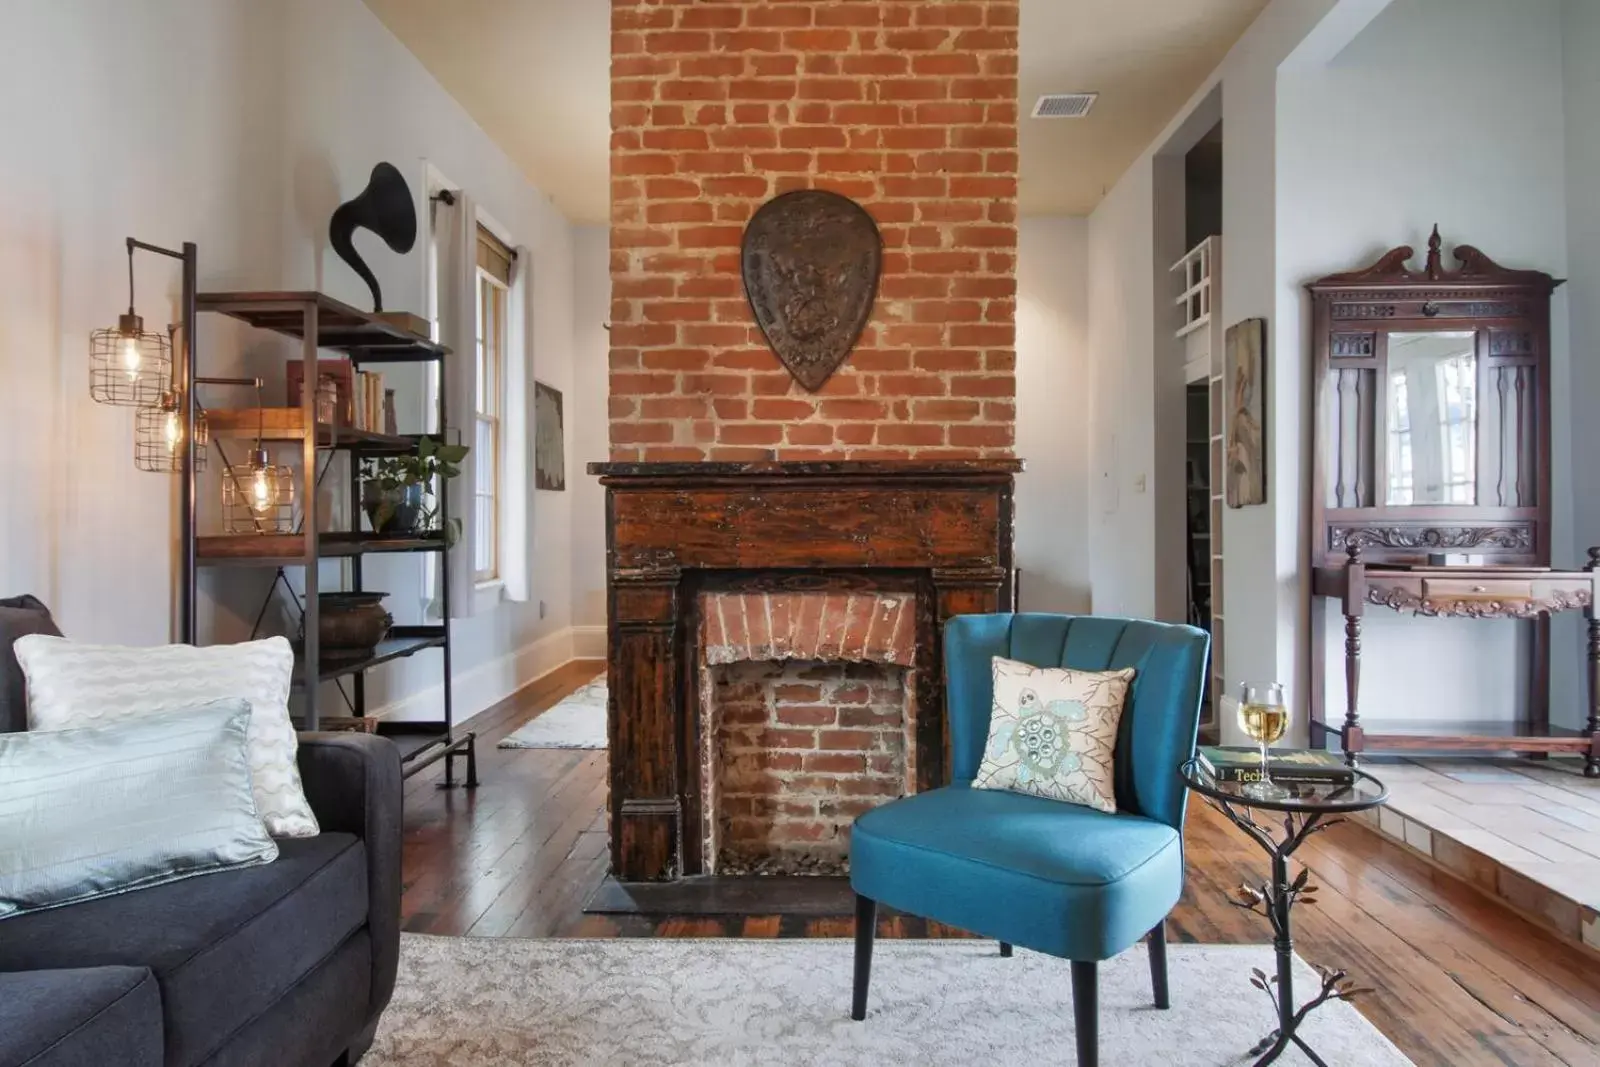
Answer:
700, 591, 917, 876
710, 661, 909, 875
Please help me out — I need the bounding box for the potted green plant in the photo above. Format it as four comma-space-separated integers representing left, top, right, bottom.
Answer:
360, 436, 470, 545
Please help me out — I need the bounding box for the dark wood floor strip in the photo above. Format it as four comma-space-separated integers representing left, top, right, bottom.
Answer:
398, 660, 1600, 1066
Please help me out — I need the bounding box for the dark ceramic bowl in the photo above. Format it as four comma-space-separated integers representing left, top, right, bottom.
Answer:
317, 591, 393, 656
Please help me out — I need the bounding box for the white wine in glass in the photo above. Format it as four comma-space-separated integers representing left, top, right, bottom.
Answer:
1237, 682, 1289, 800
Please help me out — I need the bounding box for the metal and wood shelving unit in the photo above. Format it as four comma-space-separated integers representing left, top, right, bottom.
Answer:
178, 291, 477, 786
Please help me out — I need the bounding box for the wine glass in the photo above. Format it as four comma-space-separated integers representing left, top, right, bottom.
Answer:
1237, 681, 1289, 801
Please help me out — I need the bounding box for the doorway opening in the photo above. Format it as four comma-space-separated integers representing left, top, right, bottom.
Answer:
1174, 119, 1224, 739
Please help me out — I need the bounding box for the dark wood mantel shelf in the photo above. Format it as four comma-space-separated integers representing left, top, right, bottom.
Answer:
589, 459, 1025, 484
591, 457, 1021, 884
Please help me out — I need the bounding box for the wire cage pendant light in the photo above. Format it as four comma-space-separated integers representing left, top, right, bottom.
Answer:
134, 391, 208, 474
221, 384, 294, 534
90, 240, 172, 406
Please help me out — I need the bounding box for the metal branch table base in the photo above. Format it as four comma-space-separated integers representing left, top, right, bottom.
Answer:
1179, 759, 1388, 1066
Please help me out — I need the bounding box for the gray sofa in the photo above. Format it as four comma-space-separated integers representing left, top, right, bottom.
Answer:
0, 596, 403, 1067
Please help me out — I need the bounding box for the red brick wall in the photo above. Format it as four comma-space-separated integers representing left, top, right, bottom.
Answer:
712, 661, 909, 874
609, 0, 1020, 461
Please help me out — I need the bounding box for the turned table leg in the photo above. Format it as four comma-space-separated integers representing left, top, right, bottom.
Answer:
1342, 542, 1366, 769
1586, 549, 1600, 778
1343, 613, 1363, 767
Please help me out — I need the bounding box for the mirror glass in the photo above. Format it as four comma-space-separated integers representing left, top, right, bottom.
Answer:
1385, 331, 1477, 505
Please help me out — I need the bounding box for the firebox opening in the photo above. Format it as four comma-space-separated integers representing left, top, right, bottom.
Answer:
704, 659, 913, 877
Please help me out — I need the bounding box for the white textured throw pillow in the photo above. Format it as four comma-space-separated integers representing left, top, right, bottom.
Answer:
15, 635, 319, 838
972, 656, 1135, 814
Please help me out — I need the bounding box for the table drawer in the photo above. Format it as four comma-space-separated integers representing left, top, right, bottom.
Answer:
1421, 578, 1533, 602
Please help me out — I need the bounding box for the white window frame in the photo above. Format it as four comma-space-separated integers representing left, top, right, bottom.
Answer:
474, 265, 507, 585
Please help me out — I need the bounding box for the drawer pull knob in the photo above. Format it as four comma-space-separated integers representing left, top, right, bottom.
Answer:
1472, 585, 1487, 593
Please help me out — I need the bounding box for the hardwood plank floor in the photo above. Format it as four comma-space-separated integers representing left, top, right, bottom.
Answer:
400, 663, 1600, 1066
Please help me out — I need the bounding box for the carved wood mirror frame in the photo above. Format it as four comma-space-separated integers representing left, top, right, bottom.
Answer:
1307, 228, 1563, 568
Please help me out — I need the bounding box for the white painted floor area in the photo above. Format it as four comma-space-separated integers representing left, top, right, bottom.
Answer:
1359, 756, 1600, 951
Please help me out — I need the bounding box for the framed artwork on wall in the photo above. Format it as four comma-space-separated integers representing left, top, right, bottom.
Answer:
534, 380, 565, 492
1225, 317, 1267, 508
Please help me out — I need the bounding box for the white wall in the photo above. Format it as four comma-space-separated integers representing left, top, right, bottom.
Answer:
0, 0, 283, 644
1015, 217, 1092, 613
0, 0, 583, 723
1084, 0, 1365, 665
1085, 168, 1158, 618
1567, 0, 1600, 608
1279, 0, 1573, 727
1218, 0, 1365, 728
571, 225, 610, 645
1084, 0, 1592, 742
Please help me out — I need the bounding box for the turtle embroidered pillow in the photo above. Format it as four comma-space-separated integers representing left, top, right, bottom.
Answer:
972, 656, 1135, 813
13, 635, 319, 838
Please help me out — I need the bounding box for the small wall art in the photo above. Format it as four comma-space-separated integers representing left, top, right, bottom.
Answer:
534, 380, 565, 491
1225, 317, 1267, 508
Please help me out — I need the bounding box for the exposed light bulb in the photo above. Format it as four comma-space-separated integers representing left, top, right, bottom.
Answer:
164, 410, 181, 454
121, 333, 142, 380
250, 467, 274, 514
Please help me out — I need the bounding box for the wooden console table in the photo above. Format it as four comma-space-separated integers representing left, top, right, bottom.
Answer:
1303, 231, 1599, 777
1311, 543, 1600, 776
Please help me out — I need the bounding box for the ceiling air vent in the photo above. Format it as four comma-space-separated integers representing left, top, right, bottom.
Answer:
1031, 93, 1098, 119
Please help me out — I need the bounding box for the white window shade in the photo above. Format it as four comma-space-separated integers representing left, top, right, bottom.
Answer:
433, 191, 479, 619
499, 245, 533, 604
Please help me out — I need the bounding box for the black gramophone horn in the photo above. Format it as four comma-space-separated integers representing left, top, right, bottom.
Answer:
329, 162, 417, 313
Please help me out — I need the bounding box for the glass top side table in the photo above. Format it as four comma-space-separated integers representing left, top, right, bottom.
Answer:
1179, 758, 1389, 1066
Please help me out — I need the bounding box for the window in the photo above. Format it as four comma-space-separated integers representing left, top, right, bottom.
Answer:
1387, 370, 1414, 505
1434, 355, 1476, 504
474, 224, 512, 582
1386, 333, 1477, 507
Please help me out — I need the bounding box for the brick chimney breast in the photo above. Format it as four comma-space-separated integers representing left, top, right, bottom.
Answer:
610, 0, 1021, 462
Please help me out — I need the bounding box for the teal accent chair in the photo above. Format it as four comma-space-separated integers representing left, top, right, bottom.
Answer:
849, 613, 1210, 1067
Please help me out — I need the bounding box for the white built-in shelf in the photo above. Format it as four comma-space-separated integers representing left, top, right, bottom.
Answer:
1172, 237, 1216, 339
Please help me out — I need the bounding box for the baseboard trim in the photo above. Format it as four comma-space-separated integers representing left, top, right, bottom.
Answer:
571, 624, 607, 659
372, 626, 578, 724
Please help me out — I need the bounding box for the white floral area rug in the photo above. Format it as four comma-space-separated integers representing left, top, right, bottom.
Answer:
497, 677, 607, 750
367, 935, 1413, 1066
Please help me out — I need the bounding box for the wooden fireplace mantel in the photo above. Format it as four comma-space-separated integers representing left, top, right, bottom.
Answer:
588, 458, 1022, 883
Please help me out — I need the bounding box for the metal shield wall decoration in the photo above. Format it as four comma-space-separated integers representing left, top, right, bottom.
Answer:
741, 189, 882, 392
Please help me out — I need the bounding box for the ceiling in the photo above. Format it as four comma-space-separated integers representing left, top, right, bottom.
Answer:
362, 0, 611, 222
1020, 0, 1266, 215
363, 0, 1268, 223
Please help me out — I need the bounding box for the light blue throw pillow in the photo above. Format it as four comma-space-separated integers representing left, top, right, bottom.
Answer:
0, 699, 279, 920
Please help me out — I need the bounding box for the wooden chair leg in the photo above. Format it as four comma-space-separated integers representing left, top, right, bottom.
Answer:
1071, 960, 1098, 1067
851, 894, 876, 1021
999, 942, 1013, 958
1148, 921, 1170, 1009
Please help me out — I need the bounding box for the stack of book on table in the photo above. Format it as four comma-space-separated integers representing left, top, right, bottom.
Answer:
1196, 745, 1355, 785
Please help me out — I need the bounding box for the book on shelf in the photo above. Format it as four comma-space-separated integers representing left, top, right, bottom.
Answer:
352, 371, 384, 431
1196, 745, 1355, 785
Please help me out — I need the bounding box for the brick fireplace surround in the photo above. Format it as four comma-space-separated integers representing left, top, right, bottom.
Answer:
590, 461, 1018, 885
595, 0, 1021, 895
